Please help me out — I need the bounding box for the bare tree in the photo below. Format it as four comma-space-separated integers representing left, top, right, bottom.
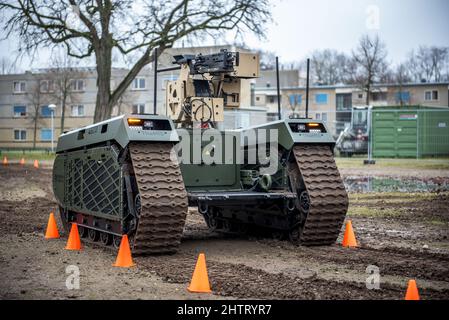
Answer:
285, 93, 301, 118
26, 77, 48, 149
0, 0, 270, 123
352, 34, 389, 105
0, 57, 19, 74
429, 46, 448, 82
46, 54, 85, 132
256, 50, 277, 70
406, 46, 449, 83
310, 49, 352, 85
394, 63, 412, 106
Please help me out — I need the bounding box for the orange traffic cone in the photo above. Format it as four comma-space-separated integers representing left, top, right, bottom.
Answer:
19, 158, 25, 165
2, 156, 7, 166
65, 223, 82, 250
342, 220, 358, 248
113, 235, 135, 267
33, 160, 39, 168
187, 253, 212, 293
405, 280, 420, 300
45, 212, 60, 239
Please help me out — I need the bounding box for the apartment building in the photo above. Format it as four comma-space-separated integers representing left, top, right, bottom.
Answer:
254, 82, 449, 135
0, 67, 155, 149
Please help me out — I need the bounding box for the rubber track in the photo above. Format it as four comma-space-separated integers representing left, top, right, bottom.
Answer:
293, 145, 348, 245
129, 142, 188, 254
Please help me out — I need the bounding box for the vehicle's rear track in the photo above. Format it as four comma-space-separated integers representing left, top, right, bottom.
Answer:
292, 144, 348, 245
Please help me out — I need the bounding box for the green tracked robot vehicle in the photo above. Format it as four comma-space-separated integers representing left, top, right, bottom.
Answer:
52, 50, 348, 254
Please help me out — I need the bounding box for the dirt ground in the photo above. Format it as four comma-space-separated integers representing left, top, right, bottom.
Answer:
0, 164, 448, 300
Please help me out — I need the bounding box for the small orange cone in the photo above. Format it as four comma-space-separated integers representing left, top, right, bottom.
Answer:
33, 160, 39, 168
113, 235, 135, 267
342, 220, 358, 247
405, 280, 420, 300
65, 223, 82, 250
2, 156, 7, 166
45, 212, 60, 239
187, 253, 212, 293
19, 158, 25, 165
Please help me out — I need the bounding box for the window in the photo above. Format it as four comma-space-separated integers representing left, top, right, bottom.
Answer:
14, 129, 26, 141
161, 75, 177, 90
289, 94, 302, 106
268, 96, 277, 104
372, 92, 387, 102
256, 97, 260, 101
358, 93, 363, 99
433, 91, 439, 100
266, 82, 271, 88
132, 77, 146, 90
322, 113, 328, 122
71, 105, 85, 117
425, 90, 439, 101
353, 109, 368, 126
40, 128, 52, 141
315, 113, 321, 120
40, 105, 52, 117
336, 93, 352, 111
70, 79, 85, 92
40, 80, 55, 93
395, 91, 410, 103
315, 93, 328, 104
13, 81, 26, 93
132, 104, 145, 114
13, 106, 27, 117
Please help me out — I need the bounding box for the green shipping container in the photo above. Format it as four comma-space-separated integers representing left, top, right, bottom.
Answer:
372, 106, 449, 158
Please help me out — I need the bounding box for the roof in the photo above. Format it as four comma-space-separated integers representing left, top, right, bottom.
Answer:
254, 82, 449, 92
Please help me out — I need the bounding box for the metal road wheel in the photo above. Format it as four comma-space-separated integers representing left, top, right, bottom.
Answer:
113, 235, 122, 249
222, 220, 232, 233
58, 206, 69, 233
88, 228, 100, 242
78, 226, 88, 238
134, 194, 141, 217
272, 230, 285, 241
299, 191, 310, 215
100, 232, 112, 246
288, 227, 301, 245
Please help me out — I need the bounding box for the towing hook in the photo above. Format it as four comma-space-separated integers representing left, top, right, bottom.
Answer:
198, 202, 209, 214
286, 199, 296, 212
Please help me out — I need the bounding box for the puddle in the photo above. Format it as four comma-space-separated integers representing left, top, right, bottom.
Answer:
344, 176, 449, 193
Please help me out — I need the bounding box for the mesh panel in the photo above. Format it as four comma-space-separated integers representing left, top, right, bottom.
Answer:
81, 158, 120, 215
73, 159, 83, 207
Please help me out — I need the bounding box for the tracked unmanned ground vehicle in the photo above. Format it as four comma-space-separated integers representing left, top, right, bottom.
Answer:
52, 50, 348, 254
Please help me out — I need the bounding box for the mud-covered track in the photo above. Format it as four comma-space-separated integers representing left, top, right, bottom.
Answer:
293, 145, 349, 245
129, 142, 188, 254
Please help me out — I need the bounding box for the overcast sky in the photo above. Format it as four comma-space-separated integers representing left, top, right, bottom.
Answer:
237, 0, 449, 64
1, 0, 448, 70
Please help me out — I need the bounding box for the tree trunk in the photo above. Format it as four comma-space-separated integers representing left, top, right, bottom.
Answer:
60, 92, 67, 133
93, 43, 113, 123
33, 112, 38, 149
365, 84, 371, 106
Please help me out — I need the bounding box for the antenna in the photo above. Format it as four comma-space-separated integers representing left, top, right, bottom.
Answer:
305, 58, 310, 119
152, 47, 181, 116
153, 47, 158, 115
276, 56, 281, 120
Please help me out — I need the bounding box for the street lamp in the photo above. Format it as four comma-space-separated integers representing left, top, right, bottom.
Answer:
48, 104, 57, 153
